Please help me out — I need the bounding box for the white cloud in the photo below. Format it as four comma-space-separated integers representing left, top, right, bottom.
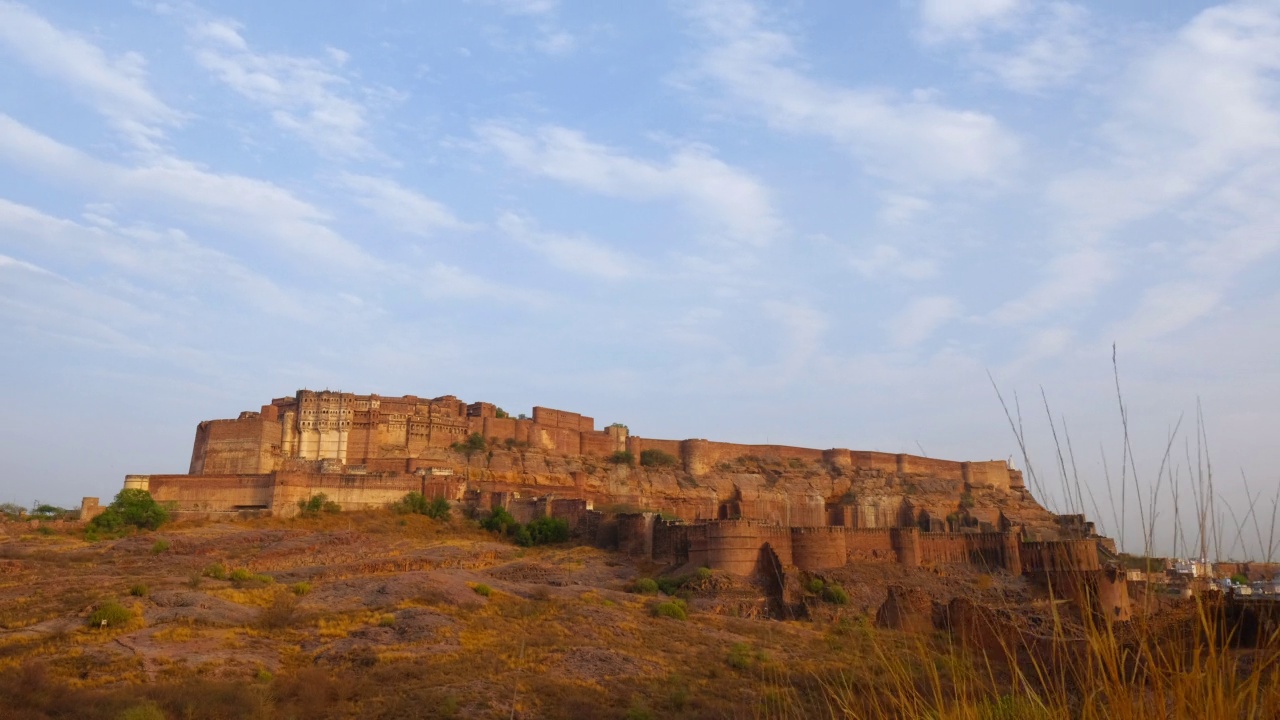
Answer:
763, 300, 827, 380
339, 174, 474, 238
847, 243, 937, 281
998, 2, 1280, 336
477, 122, 781, 246
1110, 283, 1220, 348
0, 114, 378, 273
496, 213, 636, 279
477, 0, 558, 16
190, 19, 382, 159
889, 295, 960, 347
972, 3, 1093, 93
0, 1, 180, 150
0, 198, 312, 322
685, 0, 1020, 189
917, 0, 1024, 43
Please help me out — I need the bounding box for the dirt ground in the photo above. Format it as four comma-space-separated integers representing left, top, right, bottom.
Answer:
0, 512, 1051, 719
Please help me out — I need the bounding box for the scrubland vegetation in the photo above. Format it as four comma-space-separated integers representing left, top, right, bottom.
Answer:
0, 503, 1273, 719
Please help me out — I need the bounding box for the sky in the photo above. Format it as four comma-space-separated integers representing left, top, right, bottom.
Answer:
1, 0, 1277, 560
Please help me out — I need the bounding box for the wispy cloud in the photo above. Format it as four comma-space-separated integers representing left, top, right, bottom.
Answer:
473, 0, 577, 56
496, 213, 637, 279
684, 0, 1021, 189
339, 174, 474, 238
190, 19, 388, 159
889, 295, 960, 348
0, 114, 378, 273
477, 122, 781, 246
998, 2, 1280, 336
0, 1, 180, 150
916, 0, 1025, 43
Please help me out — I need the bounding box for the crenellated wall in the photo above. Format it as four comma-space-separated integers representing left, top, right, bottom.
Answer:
183, 390, 1023, 503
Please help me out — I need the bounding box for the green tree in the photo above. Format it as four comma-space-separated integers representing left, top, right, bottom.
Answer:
91, 489, 169, 532
639, 449, 679, 468
451, 432, 488, 460
523, 516, 570, 545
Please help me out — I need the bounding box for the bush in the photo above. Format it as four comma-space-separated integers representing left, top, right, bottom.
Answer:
29, 503, 68, 520
297, 493, 340, 517
230, 568, 273, 586
523, 516, 570, 545
451, 432, 487, 458
129, 584, 148, 597
118, 702, 166, 720
822, 584, 849, 605
88, 600, 132, 629
696, 566, 712, 581
472, 584, 493, 597
652, 599, 687, 621
806, 578, 825, 594
291, 582, 312, 596
480, 507, 519, 534
378, 613, 395, 627
150, 539, 170, 554
631, 578, 660, 594
608, 450, 635, 466
639, 449, 679, 468
727, 642, 758, 670
203, 563, 228, 580
90, 489, 169, 532
259, 592, 298, 630
396, 492, 452, 520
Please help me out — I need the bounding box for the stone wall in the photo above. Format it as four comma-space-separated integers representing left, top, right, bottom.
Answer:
184, 390, 1022, 504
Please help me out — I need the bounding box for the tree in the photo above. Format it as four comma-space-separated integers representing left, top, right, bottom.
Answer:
608, 450, 634, 466
91, 489, 169, 532
639, 449, 678, 468
451, 433, 487, 459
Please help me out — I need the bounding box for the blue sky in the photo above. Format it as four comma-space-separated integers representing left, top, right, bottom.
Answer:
1, 0, 1277, 559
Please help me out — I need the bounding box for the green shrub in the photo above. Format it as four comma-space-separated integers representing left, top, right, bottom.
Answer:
30, 503, 68, 520
806, 578, 825, 594
639, 449, 678, 468
631, 578, 660, 594
608, 450, 635, 466
203, 563, 228, 580
523, 516, 570, 545
822, 584, 849, 605
378, 613, 395, 627
129, 584, 148, 597
150, 539, 170, 554
472, 584, 493, 597
652, 599, 687, 621
90, 489, 169, 533
451, 432, 487, 458
394, 492, 430, 515
696, 566, 712, 581
297, 493, 340, 516
480, 506, 519, 534
727, 638, 762, 666
229, 568, 273, 586
254, 668, 274, 683
88, 601, 132, 629
512, 525, 532, 547
425, 496, 451, 520
118, 702, 166, 720
1231, 573, 1249, 585
393, 492, 451, 520
291, 582, 312, 596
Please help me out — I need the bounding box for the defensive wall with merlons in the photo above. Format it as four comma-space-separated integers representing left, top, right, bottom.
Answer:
622, 518, 1130, 621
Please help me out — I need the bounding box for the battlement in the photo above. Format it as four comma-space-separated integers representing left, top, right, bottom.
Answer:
182, 390, 1022, 494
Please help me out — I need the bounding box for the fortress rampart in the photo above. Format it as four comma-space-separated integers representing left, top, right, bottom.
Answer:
179, 390, 1023, 490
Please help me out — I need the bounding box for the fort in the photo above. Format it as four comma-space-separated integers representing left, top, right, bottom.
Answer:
120, 389, 1129, 619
